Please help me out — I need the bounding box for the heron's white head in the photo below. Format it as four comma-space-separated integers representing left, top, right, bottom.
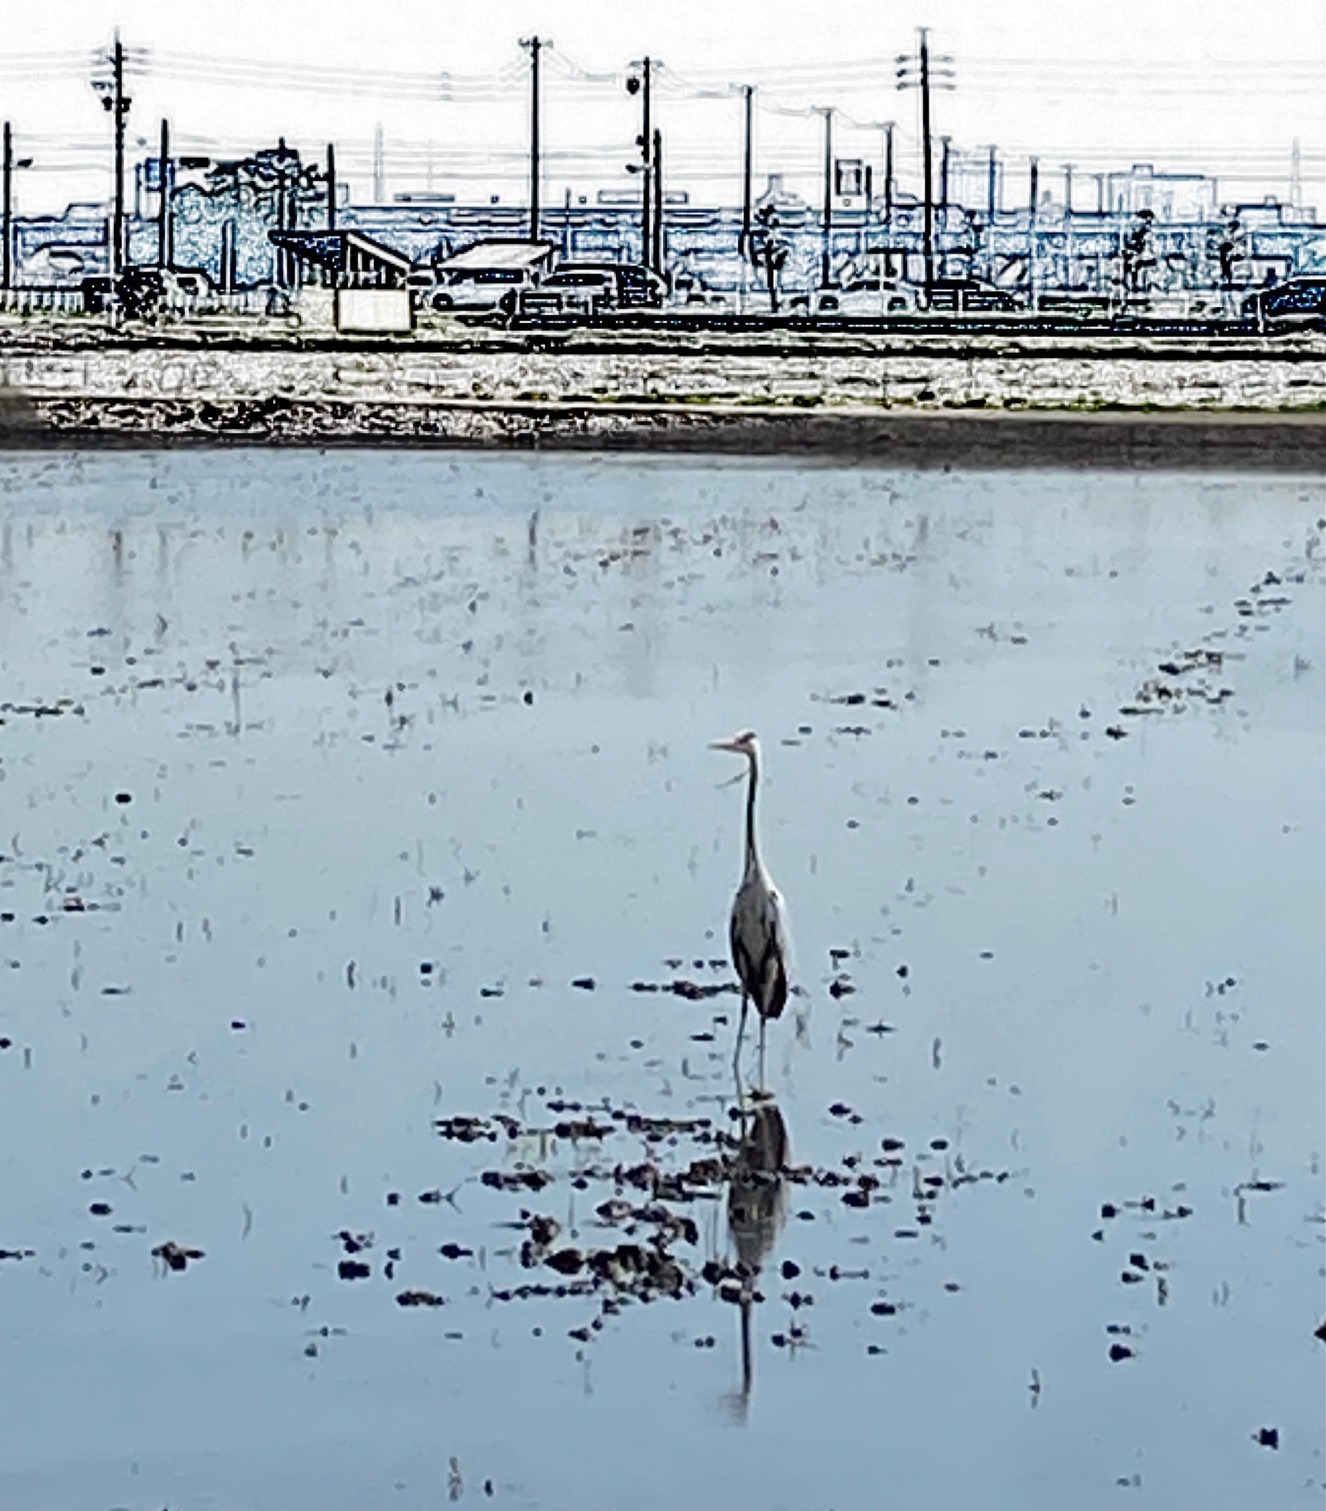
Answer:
709, 729, 760, 759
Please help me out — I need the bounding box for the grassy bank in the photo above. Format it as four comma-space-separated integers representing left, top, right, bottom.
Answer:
4, 390, 1323, 469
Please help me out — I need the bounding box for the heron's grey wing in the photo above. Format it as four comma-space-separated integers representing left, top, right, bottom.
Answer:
731, 879, 790, 1020
762, 884, 792, 1019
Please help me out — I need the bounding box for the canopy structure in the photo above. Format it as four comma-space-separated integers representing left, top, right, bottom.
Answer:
268, 229, 412, 286
436, 238, 555, 276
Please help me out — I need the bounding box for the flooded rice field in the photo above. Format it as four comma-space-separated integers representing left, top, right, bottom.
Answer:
0, 448, 1322, 1511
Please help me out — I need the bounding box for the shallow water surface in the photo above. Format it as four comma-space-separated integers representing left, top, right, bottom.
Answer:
0, 449, 1322, 1511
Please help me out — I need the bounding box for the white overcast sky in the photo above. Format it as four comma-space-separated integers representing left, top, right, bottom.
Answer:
5, 0, 1324, 216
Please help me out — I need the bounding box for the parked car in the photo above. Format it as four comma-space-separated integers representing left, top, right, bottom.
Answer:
788, 280, 917, 317
80, 266, 210, 318
1241, 276, 1326, 333
417, 239, 556, 316
926, 277, 1022, 312
82, 268, 170, 318
519, 262, 664, 318
413, 266, 533, 316
80, 274, 118, 315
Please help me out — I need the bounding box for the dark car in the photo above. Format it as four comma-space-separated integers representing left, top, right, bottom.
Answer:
80, 275, 118, 315
519, 262, 664, 317
80, 266, 189, 319
927, 278, 1021, 313
1241, 276, 1326, 333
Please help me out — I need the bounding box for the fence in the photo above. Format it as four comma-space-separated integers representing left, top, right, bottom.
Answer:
0, 286, 278, 321
0, 287, 86, 317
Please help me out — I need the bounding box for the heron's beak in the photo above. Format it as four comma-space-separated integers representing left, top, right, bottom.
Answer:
709, 737, 740, 753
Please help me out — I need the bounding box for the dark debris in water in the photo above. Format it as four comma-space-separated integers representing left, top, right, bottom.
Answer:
152, 1240, 204, 1273
396, 1288, 446, 1308
338, 1084, 1018, 1362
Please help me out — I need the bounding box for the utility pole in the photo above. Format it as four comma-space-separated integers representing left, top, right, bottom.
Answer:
95, 35, 132, 281
156, 118, 171, 269
939, 134, 951, 210
897, 28, 954, 306
641, 58, 652, 271
112, 37, 127, 278
326, 143, 337, 230
882, 120, 895, 234
372, 123, 385, 203
627, 57, 653, 271
1063, 162, 1075, 292
919, 36, 934, 297
275, 144, 288, 291
652, 127, 664, 284
1028, 156, 1039, 310
521, 38, 546, 241
221, 219, 236, 293
1, 123, 12, 294
740, 84, 754, 264
817, 106, 834, 289
987, 144, 998, 221
91, 35, 135, 304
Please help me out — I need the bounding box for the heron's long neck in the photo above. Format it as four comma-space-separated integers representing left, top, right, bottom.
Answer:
743, 750, 762, 876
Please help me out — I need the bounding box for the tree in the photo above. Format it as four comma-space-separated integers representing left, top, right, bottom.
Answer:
1120, 208, 1156, 294
204, 140, 328, 288
1209, 216, 1246, 288
747, 203, 790, 314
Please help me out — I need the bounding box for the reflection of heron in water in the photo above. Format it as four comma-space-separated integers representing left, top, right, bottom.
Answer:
711, 731, 791, 1085
725, 1087, 789, 1419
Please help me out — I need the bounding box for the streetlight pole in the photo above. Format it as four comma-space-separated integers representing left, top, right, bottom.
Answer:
520, 37, 547, 242
0, 123, 24, 294
817, 106, 834, 289
157, 118, 171, 269
740, 84, 754, 264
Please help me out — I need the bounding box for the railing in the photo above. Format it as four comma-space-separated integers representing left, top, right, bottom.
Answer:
0, 287, 86, 316
0, 287, 280, 321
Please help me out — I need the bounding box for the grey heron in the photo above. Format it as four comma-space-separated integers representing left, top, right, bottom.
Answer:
711, 730, 791, 1082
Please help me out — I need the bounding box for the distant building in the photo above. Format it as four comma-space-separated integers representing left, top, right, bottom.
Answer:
9, 150, 1325, 303
1106, 164, 1216, 222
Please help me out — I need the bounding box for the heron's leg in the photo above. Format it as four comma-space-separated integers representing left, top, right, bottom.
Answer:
757, 1014, 767, 1091
732, 992, 748, 1079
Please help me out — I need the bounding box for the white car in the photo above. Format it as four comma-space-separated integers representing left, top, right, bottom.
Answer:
410, 267, 533, 316
788, 281, 917, 317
